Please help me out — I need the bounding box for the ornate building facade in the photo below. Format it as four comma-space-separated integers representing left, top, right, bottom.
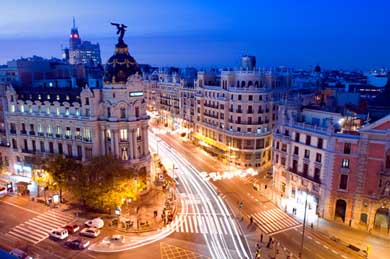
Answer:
3, 32, 151, 184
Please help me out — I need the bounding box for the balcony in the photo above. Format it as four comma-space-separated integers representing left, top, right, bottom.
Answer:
65, 135, 72, 140
20, 130, 27, 135
83, 138, 92, 143
236, 109, 242, 113
10, 129, 16, 134
288, 167, 321, 184
38, 132, 44, 137
29, 131, 35, 136
75, 135, 82, 140
55, 134, 62, 139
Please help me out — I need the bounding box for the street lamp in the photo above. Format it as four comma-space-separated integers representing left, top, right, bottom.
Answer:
299, 189, 309, 258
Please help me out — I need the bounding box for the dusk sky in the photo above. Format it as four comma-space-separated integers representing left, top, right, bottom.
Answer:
1, 0, 390, 69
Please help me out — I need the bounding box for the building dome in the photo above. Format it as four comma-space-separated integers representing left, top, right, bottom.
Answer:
103, 41, 141, 84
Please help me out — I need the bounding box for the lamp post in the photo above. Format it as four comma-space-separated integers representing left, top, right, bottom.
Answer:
299, 189, 308, 258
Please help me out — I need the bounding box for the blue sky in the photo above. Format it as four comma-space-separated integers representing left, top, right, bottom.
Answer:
1, 0, 390, 69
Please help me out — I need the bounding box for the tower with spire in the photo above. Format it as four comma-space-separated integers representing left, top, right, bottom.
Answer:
69, 17, 81, 50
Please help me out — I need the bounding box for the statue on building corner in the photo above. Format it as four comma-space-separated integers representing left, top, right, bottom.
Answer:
110, 22, 127, 43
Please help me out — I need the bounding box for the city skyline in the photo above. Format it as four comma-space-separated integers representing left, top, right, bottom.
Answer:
1, 0, 390, 69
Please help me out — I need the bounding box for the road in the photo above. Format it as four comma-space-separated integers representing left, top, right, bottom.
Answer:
155, 130, 365, 259
150, 132, 252, 259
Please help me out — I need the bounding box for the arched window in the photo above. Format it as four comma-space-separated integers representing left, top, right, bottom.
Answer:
241, 81, 246, 88
237, 81, 240, 87
248, 81, 253, 87
255, 81, 259, 87
120, 107, 126, 119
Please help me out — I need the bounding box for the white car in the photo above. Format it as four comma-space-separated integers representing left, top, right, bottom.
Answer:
85, 217, 104, 229
49, 228, 68, 240
80, 227, 100, 238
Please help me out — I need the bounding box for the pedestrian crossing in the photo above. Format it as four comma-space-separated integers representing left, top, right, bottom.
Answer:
7, 210, 75, 244
175, 214, 233, 235
251, 208, 301, 235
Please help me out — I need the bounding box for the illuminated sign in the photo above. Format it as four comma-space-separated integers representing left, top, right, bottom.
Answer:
129, 91, 144, 97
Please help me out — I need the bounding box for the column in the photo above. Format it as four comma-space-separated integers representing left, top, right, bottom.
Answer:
128, 127, 133, 160
142, 126, 148, 156
132, 129, 137, 159
113, 129, 119, 159
101, 129, 106, 156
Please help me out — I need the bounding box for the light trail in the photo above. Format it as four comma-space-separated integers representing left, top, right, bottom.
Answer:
150, 132, 251, 259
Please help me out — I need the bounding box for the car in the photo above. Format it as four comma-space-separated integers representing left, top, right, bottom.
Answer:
49, 228, 68, 240
253, 183, 260, 191
63, 223, 80, 234
80, 227, 100, 238
8, 248, 33, 259
64, 237, 90, 250
85, 217, 104, 229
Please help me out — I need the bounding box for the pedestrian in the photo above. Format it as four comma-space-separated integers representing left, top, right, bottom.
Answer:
256, 243, 261, 250
260, 233, 263, 243
266, 237, 272, 248
250, 216, 253, 224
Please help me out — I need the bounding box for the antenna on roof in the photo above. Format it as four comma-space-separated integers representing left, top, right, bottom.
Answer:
72, 17, 76, 29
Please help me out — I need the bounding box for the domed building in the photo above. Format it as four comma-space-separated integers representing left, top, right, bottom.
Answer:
4, 27, 151, 189
104, 41, 141, 84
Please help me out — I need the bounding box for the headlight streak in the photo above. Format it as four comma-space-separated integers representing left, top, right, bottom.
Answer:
150, 132, 251, 259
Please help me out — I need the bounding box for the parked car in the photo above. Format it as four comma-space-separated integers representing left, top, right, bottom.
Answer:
64, 237, 90, 250
9, 248, 33, 259
103, 234, 125, 244
63, 224, 80, 234
80, 227, 100, 238
49, 228, 68, 240
85, 218, 104, 229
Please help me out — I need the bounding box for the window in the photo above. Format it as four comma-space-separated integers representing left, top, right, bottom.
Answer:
65, 127, 71, 138
121, 147, 129, 160
135, 107, 139, 117
107, 107, 111, 117
77, 145, 82, 157
46, 107, 50, 115
75, 108, 80, 116
75, 128, 81, 139
339, 174, 348, 190
292, 160, 298, 173
238, 95, 242, 101
276, 141, 280, 150
120, 129, 128, 141
47, 125, 52, 135
317, 138, 323, 149
306, 135, 311, 145
295, 132, 300, 142
341, 159, 349, 168
20, 105, 24, 113
304, 149, 310, 158
294, 146, 299, 155
344, 143, 351, 154
136, 127, 141, 140
120, 107, 126, 119
303, 163, 309, 175
314, 168, 321, 182
85, 109, 90, 116
281, 144, 287, 152
106, 129, 111, 141
285, 129, 289, 136
10, 104, 15, 113
316, 153, 322, 163
40, 141, 45, 152
56, 126, 62, 136
249, 95, 253, 101
56, 107, 60, 116
49, 142, 54, 153
29, 105, 32, 113
58, 143, 63, 154
65, 107, 70, 116
67, 144, 73, 157
83, 128, 91, 141
85, 97, 89, 105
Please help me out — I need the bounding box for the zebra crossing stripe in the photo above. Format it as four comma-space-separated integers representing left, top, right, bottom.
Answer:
180, 217, 184, 232
37, 213, 69, 224
33, 215, 67, 227
193, 215, 198, 233
29, 217, 60, 229
18, 224, 47, 236
8, 230, 39, 244
24, 221, 52, 233
46, 210, 74, 221
188, 215, 194, 233
13, 226, 44, 240
184, 216, 189, 232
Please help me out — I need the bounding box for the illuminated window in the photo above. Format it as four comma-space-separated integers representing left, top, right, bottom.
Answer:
65, 127, 71, 138
10, 104, 15, 113
38, 94, 41, 100
47, 125, 52, 134
121, 147, 128, 160
29, 105, 32, 113
56, 107, 60, 116
75, 108, 80, 116
106, 129, 111, 140
83, 128, 91, 141
341, 159, 350, 168
120, 108, 126, 119
56, 126, 62, 135
37, 124, 43, 133
46, 107, 50, 114
66, 95, 70, 101
56, 95, 60, 101
47, 95, 51, 100
120, 129, 128, 141
20, 105, 24, 113
65, 107, 70, 116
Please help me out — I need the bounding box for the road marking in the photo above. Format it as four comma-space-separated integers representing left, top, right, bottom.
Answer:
307, 235, 312, 239
188, 215, 193, 233
219, 217, 227, 235
315, 240, 320, 245
323, 245, 328, 249
332, 249, 338, 254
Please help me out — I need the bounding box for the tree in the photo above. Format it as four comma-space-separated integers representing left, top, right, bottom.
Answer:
45, 155, 81, 202
70, 156, 138, 212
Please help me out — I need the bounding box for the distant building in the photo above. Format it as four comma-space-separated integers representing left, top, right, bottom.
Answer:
65, 18, 102, 65
241, 55, 256, 70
